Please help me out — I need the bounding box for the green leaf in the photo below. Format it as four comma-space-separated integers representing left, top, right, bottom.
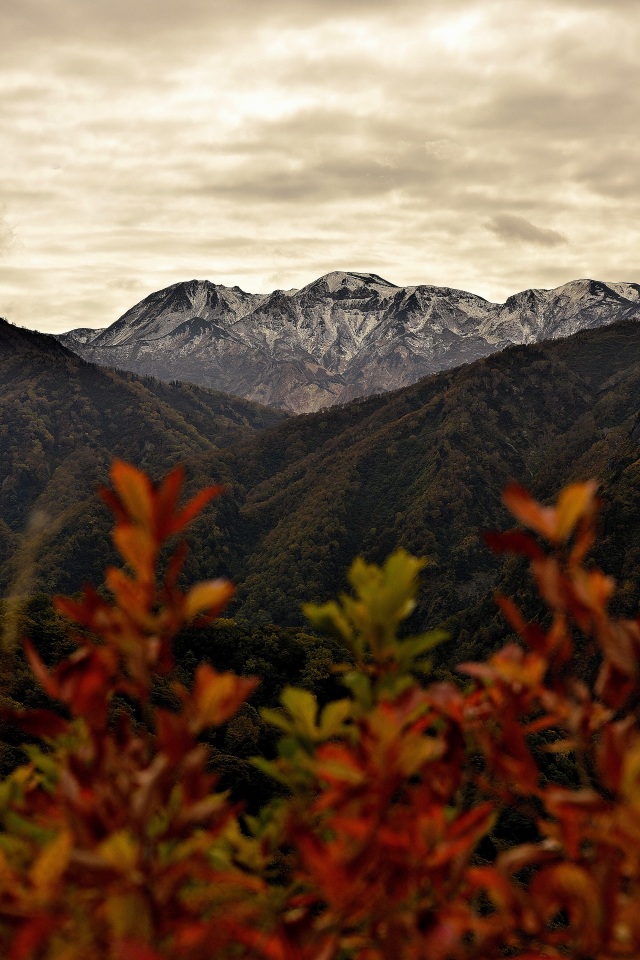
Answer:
302, 600, 354, 646
319, 699, 352, 739
396, 629, 448, 669
341, 671, 373, 709
280, 687, 318, 739
4, 810, 56, 844
23, 745, 61, 790
377, 674, 414, 700
250, 756, 291, 787
349, 550, 427, 626
260, 707, 294, 735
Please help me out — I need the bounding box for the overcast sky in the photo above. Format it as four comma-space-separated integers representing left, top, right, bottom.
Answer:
1, 0, 639, 333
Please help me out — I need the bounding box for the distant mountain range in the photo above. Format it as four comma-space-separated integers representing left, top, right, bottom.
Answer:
58, 272, 640, 412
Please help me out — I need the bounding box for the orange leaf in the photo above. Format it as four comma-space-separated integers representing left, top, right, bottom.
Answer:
54, 586, 104, 628
192, 664, 258, 729
171, 485, 224, 534
621, 738, 640, 811
110, 460, 154, 529
529, 862, 603, 948
555, 480, 598, 542
155, 464, 185, 531
30, 830, 73, 895
503, 483, 557, 540
185, 579, 235, 620
105, 567, 155, 629
113, 524, 156, 581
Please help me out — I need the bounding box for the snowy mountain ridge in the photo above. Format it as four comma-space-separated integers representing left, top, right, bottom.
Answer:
58, 272, 640, 413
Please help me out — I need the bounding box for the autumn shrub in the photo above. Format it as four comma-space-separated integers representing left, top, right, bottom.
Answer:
0, 462, 639, 959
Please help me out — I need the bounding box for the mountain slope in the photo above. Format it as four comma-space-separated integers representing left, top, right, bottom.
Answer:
210, 320, 640, 633
26, 315, 640, 652
0, 317, 285, 590
59, 273, 640, 413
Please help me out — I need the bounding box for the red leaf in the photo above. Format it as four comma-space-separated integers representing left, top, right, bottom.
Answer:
112, 942, 164, 960
171, 485, 224, 534
503, 483, 557, 540
9, 915, 59, 960
0, 707, 68, 739
155, 709, 194, 764
155, 464, 185, 534
23, 639, 58, 699
98, 485, 129, 525
484, 529, 545, 560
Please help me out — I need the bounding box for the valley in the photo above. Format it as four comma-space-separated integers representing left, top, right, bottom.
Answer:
3, 311, 640, 673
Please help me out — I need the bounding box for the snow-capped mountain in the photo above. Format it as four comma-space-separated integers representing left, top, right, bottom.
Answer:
58, 272, 640, 413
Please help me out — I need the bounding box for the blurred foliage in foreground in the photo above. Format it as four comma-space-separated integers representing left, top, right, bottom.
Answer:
0, 462, 639, 959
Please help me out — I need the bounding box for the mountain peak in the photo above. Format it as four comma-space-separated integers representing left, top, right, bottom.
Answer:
57, 274, 640, 414
305, 271, 397, 294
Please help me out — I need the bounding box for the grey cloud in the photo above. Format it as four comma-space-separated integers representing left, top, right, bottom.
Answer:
485, 215, 568, 247
468, 81, 640, 141
1, 0, 456, 39
3, 0, 640, 332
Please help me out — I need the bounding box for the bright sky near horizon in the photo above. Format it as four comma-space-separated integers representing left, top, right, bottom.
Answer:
1, 0, 638, 333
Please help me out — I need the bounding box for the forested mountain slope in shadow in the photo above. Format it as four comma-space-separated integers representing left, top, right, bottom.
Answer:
0, 317, 285, 592
5, 315, 640, 667
196, 318, 640, 657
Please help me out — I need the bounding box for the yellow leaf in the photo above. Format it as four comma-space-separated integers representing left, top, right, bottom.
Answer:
98, 830, 139, 872
193, 664, 258, 728
555, 481, 598, 542
281, 686, 318, 739
302, 600, 354, 645
30, 829, 72, 894
185, 579, 235, 620
319, 699, 352, 739
104, 891, 152, 939
622, 739, 640, 811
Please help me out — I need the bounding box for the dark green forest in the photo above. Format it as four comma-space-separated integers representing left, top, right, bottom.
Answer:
3, 313, 640, 799
0, 318, 285, 590
4, 315, 640, 650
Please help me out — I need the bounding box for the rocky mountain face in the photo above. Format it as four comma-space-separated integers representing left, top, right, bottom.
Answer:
58, 272, 640, 413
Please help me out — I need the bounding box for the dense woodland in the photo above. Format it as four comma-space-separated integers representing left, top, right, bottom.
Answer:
4, 315, 640, 654
2, 314, 640, 955
3, 313, 640, 809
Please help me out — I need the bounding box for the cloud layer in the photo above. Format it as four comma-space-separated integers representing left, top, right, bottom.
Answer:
486, 215, 568, 247
1, 0, 639, 332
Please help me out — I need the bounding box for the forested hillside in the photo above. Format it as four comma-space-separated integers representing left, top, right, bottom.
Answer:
6, 314, 640, 669
202, 319, 640, 660
4, 311, 640, 821
0, 318, 285, 592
